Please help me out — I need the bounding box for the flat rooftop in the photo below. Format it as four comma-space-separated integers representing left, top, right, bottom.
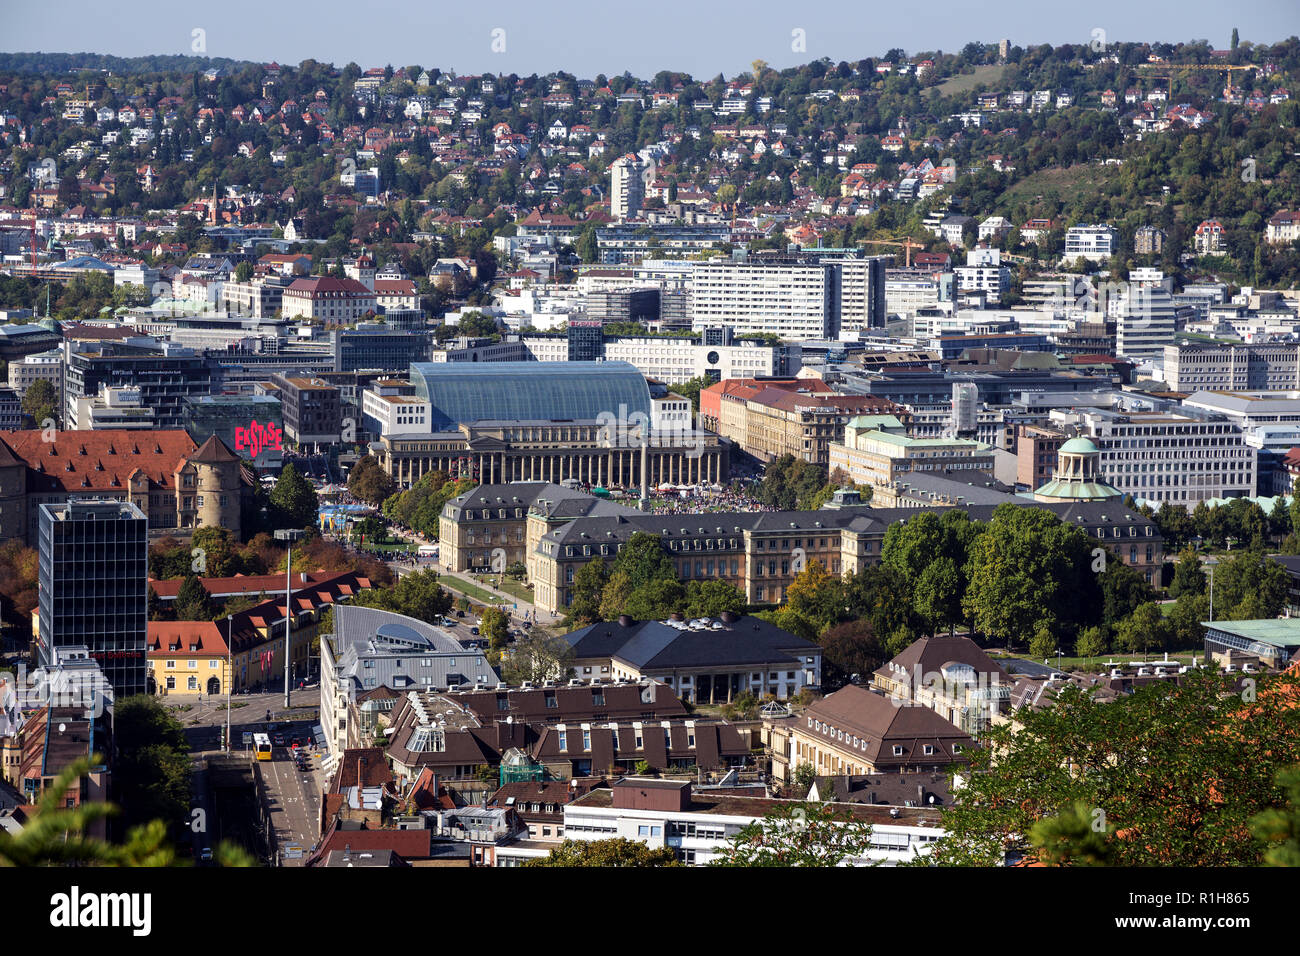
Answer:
1202, 619, 1300, 648
571, 788, 943, 828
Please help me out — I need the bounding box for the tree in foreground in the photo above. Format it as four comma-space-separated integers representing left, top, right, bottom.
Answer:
0, 758, 253, 867
524, 838, 681, 867
918, 668, 1300, 867
710, 801, 878, 867
1249, 765, 1300, 867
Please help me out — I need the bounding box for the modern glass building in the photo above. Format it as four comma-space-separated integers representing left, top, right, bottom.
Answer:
333, 327, 433, 372
407, 361, 651, 430
185, 394, 285, 469
37, 499, 148, 698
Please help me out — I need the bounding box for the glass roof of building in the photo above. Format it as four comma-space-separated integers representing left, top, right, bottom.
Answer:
408, 361, 650, 429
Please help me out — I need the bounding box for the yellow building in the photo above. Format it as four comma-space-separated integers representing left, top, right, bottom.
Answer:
147, 621, 233, 697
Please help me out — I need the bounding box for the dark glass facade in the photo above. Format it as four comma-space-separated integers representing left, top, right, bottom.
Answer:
37, 499, 148, 698
186, 394, 285, 468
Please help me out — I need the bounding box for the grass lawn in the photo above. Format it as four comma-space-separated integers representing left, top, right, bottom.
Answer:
930, 63, 1014, 97
440, 576, 510, 606
493, 577, 534, 603
999, 162, 1120, 211
358, 540, 410, 553
994, 650, 1199, 673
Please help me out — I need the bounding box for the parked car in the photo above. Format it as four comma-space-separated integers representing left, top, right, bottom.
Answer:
199, 847, 213, 862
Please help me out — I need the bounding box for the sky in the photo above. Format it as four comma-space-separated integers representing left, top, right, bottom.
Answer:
3, 1, 1298, 80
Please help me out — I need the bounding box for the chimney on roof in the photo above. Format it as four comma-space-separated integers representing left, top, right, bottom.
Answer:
618, 614, 634, 627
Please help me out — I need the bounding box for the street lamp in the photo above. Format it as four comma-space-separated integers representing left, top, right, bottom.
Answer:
1204, 554, 1219, 624
274, 528, 306, 711
225, 614, 232, 754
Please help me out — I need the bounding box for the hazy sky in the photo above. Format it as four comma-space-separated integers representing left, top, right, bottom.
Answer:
3, 1, 1298, 79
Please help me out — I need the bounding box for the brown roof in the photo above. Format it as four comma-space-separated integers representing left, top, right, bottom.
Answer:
799, 685, 973, 769
0, 429, 198, 494
874, 635, 1008, 687
329, 747, 392, 792
59, 323, 139, 341
311, 828, 435, 862
221, 571, 371, 655
188, 434, 240, 464
149, 570, 350, 600
146, 621, 229, 657
450, 682, 686, 724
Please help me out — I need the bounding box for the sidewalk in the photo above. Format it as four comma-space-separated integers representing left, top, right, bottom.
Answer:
440, 572, 560, 626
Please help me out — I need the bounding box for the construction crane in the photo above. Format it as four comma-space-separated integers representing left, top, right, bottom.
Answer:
1135, 62, 1260, 94
856, 235, 925, 267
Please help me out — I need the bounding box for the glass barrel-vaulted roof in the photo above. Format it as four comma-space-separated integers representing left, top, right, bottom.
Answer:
408, 361, 651, 430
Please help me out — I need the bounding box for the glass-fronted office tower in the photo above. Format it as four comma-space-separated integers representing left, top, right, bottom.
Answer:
37, 499, 148, 697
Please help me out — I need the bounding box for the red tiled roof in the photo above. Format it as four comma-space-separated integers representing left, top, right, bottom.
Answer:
147, 621, 229, 657
0, 429, 198, 494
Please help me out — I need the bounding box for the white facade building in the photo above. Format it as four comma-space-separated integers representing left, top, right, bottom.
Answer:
1050, 407, 1256, 505
1116, 284, 1177, 361
528, 780, 945, 867
1064, 224, 1117, 263
602, 336, 792, 384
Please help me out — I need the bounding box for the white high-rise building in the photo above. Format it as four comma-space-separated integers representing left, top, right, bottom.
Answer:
610, 154, 647, 221
1116, 285, 1177, 361
689, 257, 885, 339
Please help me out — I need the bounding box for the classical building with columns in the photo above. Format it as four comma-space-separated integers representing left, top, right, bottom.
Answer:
375, 420, 729, 492
369, 360, 730, 492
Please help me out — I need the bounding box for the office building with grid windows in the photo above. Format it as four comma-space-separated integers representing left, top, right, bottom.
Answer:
37, 498, 148, 697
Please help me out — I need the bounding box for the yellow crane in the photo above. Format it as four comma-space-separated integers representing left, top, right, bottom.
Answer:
1134, 62, 1260, 94
856, 235, 925, 267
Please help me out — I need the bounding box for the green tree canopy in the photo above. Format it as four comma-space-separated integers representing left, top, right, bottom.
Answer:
524, 838, 681, 867
710, 800, 878, 867
20, 377, 58, 427
268, 463, 319, 530
920, 668, 1300, 867
963, 505, 1099, 648
347, 454, 395, 506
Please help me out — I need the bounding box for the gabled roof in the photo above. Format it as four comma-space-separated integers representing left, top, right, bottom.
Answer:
146, 621, 228, 657
566, 615, 817, 671
0, 429, 198, 493
875, 635, 1008, 686
188, 434, 240, 464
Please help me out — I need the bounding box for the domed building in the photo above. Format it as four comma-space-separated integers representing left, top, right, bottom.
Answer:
1032, 437, 1122, 503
